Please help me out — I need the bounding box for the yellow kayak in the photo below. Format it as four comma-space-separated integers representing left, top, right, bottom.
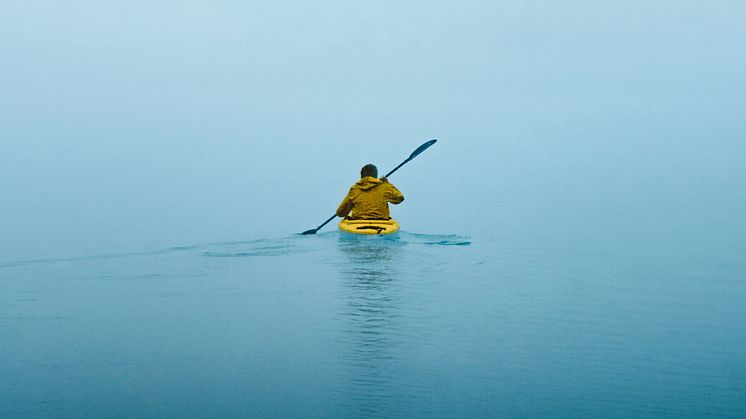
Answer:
339, 218, 400, 235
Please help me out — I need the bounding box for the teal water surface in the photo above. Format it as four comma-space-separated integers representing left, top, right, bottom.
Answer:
1, 231, 744, 417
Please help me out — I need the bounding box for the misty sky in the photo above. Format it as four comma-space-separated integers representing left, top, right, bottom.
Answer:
1, 1, 745, 262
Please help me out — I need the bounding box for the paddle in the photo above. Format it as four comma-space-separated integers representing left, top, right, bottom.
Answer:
300, 139, 437, 235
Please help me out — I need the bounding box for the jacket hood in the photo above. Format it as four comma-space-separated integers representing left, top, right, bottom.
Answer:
353, 176, 382, 191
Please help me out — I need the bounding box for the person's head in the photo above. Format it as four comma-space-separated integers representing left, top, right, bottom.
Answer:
360, 164, 378, 178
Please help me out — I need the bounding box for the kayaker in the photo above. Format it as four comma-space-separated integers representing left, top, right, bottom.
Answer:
336, 164, 404, 220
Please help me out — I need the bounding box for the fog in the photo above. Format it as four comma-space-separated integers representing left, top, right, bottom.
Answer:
2, 1, 745, 262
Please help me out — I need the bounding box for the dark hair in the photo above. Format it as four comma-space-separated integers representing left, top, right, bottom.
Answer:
360, 164, 378, 178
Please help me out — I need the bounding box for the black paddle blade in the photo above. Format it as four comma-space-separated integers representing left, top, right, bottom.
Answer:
300, 214, 337, 236
384, 139, 438, 178
407, 139, 437, 161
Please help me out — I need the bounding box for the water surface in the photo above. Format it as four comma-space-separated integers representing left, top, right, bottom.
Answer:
1, 231, 744, 417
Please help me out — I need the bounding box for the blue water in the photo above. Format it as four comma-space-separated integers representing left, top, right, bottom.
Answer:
2, 231, 744, 417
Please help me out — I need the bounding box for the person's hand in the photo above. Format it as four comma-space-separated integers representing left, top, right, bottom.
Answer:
380, 177, 388, 183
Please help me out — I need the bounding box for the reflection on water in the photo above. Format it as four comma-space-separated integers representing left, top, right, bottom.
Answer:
336, 235, 403, 418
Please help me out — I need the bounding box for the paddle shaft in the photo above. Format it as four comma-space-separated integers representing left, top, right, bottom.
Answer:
384, 161, 407, 178
301, 139, 437, 235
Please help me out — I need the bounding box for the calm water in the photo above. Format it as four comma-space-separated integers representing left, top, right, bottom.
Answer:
1, 230, 744, 418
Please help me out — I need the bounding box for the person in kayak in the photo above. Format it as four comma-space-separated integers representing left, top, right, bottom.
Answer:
336, 164, 404, 220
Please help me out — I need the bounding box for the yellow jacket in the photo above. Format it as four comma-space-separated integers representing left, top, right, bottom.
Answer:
336, 177, 404, 219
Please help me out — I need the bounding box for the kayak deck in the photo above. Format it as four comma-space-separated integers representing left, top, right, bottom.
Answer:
339, 218, 400, 235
